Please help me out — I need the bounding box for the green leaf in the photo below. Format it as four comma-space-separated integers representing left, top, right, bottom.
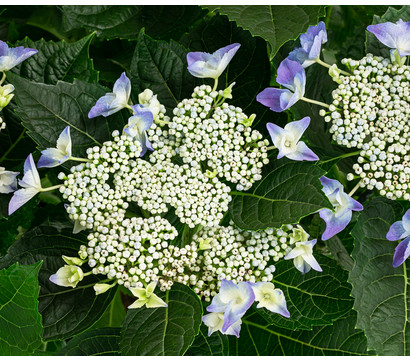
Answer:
366, 6, 410, 58
0, 224, 116, 341
229, 161, 331, 230
119, 283, 202, 356
129, 30, 196, 113
56, 328, 120, 356
180, 13, 271, 134
349, 197, 410, 355
12, 33, 98, 84
90, 288, 126, 329
256, 254, 353, 330
0, 197, 38, 255
186, 324, 229, 356
62, 5, 206, 41
230, 309, 372, 355
204, 5, 326, 59
0, 262, 43, 355
6, 72, 127, 157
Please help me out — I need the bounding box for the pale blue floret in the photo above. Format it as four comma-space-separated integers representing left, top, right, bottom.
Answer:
266, 117, 319, 161
187, 43, 241, 79
0, 40, 38, 72
256, 58, 306, 112
284, 238, 322, 274
38, 126, 72, 168
288, 21, 328, 68
123, 105, 154, 156
367, 19, 410, 57
88, 72, 131, 118
319, 176, 363, 240
8, 154, 42, 215
386, 209, 410, 268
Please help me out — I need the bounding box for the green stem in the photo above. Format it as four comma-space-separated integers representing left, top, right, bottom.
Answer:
69, 156, 92, 163
0, 129, 26, 164
40, 184, 62, 192
212, 78, 218, 92
0, 72, 5, 85
348, 181, 362, 197
315, 58, 351, 76
266, 145, 276, 151
155, 119, 169, 126
300, 96, 330, 108
83, 271, 93, 277
319, 150, 361, 164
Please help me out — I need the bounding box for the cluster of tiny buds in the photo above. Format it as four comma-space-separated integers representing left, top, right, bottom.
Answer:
319, 54, 409, 200
149, 84, 269, 191
190, 223, 298, 302
59, 131, 231, 230
0, 116, 5, 131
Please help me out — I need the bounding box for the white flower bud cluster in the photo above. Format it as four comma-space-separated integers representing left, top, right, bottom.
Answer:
190, 224, 299, 302
59, 133, 143, 230
148, 85, 269, 191
85, 216, 181, 289
60, 131, 231, 230
0, 116, 5, 131
320, 54, 409, 200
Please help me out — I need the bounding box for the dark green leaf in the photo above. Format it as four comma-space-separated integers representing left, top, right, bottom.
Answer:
129, 30, 196, 112
6, 72, 127, 157
12, 33, 98, 84
0, 224, 116, 341
349, 197, 409, 355
0, 262, 43, 355
62, 5, 206, 41
229, 161, 331, 230
204, 5, 326, 59
186, 324, 229, 356
90, 288, 126, 329
56, 328, 120, 356
256, 254, 353, 330
180, 14, 271, 134
230, 309, 372, 355
119, 283, 202, 356
366, 6, 410, 58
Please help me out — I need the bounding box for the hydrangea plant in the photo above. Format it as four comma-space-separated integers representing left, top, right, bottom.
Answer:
0, 4, 408, 357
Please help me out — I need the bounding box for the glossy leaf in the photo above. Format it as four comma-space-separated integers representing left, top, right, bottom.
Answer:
186, 324, 229, 356
0, 224, 116, 341
12, 33, 98, 84
56, 328, 120, 356
6, 72, 127, 157
229, 161, 331, 230
129, 30, 196, 112
0, 262, 43, 355
119, 283, 202, 356
229, 309, 372, 355
62, 5, 206, 41
349, 197, 410, 355
256, 254, 353, 330
204, 5, 326, 59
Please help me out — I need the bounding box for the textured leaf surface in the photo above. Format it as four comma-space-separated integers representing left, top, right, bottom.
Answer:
229, 162, 331, 230
0, 225, 116, 341
0, 262, 43, 355
12, 33, 98, 84
56, 328, 120, 356
119, 283, 202, 356
186, 324, 229, 356
350, 197, 410, 355
230, 309, 371, 355
204, 5, 326, 59
129, 30, 196, 113
7, 73, 127, 157
62, 5, 205, 41
256, 254, 353, 330
366, 6, 410, 58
